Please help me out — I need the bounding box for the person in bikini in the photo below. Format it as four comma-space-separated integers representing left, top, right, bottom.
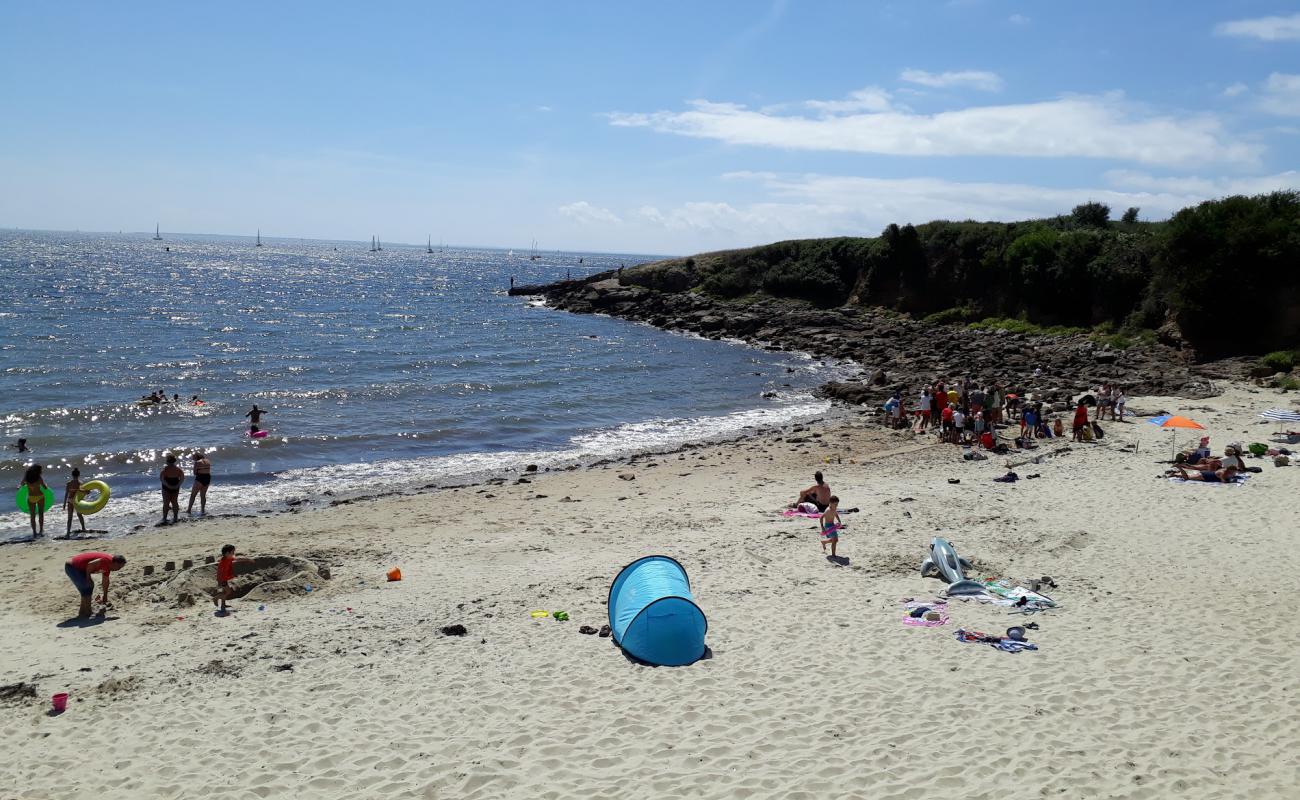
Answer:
19, 464, 48, 538
188, 451, 212, 515
794, 471, 832, 511
160, 455, 185, 524
63, 468, 88, 536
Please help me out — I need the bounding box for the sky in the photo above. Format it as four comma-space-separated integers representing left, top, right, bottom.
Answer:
1, 1, 1299, 254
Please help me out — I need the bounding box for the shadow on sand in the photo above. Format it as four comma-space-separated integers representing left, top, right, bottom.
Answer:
56, 615, 119, 628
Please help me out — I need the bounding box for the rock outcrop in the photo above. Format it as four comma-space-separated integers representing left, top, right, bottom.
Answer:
514, 275, 1237, 406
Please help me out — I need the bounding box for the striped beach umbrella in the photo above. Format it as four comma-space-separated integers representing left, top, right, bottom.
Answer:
1258, 408, 1300, 424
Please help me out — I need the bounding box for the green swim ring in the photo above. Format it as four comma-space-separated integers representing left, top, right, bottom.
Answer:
15, 485, 56, 513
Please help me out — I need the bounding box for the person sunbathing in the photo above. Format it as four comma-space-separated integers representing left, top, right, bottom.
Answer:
793, 471, 832, 511
1185, 446, 1245, 473
1170, 465, 1239, 483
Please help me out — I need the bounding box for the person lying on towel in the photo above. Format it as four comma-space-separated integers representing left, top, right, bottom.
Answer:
1171, 465, 1240, 483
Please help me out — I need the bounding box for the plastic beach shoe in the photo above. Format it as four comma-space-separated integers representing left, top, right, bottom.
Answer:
530, 610, 549, 619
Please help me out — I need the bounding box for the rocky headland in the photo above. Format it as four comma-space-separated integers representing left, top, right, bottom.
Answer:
511, 274, 1253, 406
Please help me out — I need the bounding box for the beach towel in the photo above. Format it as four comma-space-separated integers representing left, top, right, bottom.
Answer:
949, 581, 1057, 611
954, 628, 1039, 653
1167, 473, 1250, 488
902, 599, 949, 627
781, 509, 822, 519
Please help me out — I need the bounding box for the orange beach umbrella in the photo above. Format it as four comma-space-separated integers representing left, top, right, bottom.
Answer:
1152, 415, 1205, 430
1148, 415, 1207, 459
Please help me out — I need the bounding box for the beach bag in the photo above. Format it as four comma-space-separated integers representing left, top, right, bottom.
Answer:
1248, 443, 1268, 457
1081, 425, 1094, 442
1091, 422, 1105, 439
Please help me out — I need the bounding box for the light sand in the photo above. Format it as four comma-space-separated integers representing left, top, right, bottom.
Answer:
1, 384, 1298, 799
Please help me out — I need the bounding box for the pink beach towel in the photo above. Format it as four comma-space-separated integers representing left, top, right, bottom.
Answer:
902, 599, 950, 627
781, 509, 822, 519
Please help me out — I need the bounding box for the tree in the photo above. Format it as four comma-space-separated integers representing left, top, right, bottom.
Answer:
1071, 202, 1111, 228
1121, 207, 1140, 224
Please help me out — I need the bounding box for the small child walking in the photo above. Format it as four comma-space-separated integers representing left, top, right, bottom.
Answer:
214, 544, 254, 613
819, 495, 843, 558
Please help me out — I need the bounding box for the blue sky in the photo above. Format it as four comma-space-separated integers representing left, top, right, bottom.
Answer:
2, 1, 1298, 254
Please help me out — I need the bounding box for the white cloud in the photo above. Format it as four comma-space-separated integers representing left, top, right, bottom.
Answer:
558, 201, 622, 225
1259, 72, 1300, 116
900, 68, 1004, 92
1104, 169, 1300, 196
537, 105, 554, 113
1222, 82, 1249, 97
1008, 13, 1029, 25
608, 92, 1259, 167
1215, 13, 1300, 41
804, 86, 893, 114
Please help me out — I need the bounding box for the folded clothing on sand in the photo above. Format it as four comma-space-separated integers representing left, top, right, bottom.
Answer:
782, 509, 823, 519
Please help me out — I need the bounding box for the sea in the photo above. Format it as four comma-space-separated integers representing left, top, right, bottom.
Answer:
1, 230, 834, 539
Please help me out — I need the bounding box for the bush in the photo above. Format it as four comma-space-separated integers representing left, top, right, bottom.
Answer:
1279, 376, 1300, 391
968, 317, 1086, 337
1260, 350, 1298, 373
922, 306, 981, 325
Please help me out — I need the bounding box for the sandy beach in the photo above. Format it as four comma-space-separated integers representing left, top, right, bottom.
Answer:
2, 383, 1298, 799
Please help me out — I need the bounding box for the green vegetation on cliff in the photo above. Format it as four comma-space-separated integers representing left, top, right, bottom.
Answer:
621, 192, 1300, 359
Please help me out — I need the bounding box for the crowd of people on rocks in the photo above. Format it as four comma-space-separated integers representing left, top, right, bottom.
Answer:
881, 378, 1128, 449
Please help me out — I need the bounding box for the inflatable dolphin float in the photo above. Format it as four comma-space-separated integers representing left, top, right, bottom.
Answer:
920, 537, 985, 596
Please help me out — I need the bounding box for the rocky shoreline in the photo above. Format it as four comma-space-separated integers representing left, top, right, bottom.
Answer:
511, 273, 1248, 405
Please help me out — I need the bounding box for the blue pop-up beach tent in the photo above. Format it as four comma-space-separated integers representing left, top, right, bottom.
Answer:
607, 555, 707, 666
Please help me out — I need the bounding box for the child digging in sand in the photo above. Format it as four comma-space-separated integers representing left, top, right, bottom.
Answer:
214, 544, 254, 613
820, 496, 843, 557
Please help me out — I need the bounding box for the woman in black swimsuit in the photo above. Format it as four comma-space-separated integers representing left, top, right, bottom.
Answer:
159, 454, 185, 524
188, 452, 212, 515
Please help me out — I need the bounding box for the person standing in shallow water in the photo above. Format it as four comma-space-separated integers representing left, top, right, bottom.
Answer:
244, 404, 265, 434
188, 451, 212, 515
160, 455, 184, 524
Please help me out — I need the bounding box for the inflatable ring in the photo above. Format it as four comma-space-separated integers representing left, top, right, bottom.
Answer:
15, 485, 56, 513
74, 480, 112, 515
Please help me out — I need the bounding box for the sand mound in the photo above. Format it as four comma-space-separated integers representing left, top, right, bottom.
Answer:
138, 555, 329, 607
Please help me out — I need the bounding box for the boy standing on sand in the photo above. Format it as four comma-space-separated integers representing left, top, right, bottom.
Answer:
214, 544, 254, 613
63, 468, 87, 536
819, 496, 842, 558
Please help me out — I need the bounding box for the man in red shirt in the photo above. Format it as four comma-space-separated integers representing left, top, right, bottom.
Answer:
65, 551, 126, 618
941, 404, 955, 443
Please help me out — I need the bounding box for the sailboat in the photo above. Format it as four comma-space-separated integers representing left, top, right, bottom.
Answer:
370, 236, 377, 252
255, 229, 263, 247
530, 239, 539, 261
152, 224, 163, 241
376, 237, 383, 252
427, 235, 433, 254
